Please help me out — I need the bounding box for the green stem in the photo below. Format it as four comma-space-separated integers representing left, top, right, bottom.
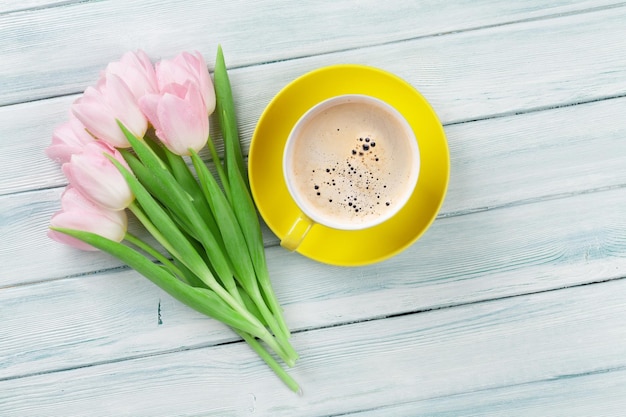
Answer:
172, 258, 211, 290
228, 162, 292, 340
257, 266, 291, 339
190, 150, 293, 352
214, 45, 247, 187
118, 123, 236, 295
109, 154, 281, 359
162, 147, 222, 243
213, 47, 294, 346
128, 202, 184, 263
195, 283, 289, 363
235, 329, 301, 393
196, 268, 294, 366
206, 135, 232, 202
123, 232, 186, 281
52, 227, 267, 342
249, 289, 298, 361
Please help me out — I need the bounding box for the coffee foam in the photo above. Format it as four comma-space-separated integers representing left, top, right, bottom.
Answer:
287, 99, 417, 227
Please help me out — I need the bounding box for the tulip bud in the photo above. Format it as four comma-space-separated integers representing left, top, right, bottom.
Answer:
72, 73, 148, 148
48, 187, 128, 251
45, 116, 96, 164
155, 51, 216, 115
99, 50, 158, 101
63, 141, 134, 210
139, 82, 209, 156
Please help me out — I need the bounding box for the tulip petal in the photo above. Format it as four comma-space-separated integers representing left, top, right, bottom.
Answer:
103, 74, 148, 140
72, 87, 130, 148
138, 93, 163, 132
190, 51, 216, 114
48, 187, 128, 251
63, 142, 134, 210
46, 116, 96, 163
155, 51, 215, 115
48, 225, 99, 251
72, 74, 148, 148
156, 87, 209, 155
103, 50, 158, 100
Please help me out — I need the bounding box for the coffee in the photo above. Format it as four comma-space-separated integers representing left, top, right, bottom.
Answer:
284, 95, 419, 229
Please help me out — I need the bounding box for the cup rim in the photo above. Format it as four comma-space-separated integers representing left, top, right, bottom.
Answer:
283, 93, 420, 231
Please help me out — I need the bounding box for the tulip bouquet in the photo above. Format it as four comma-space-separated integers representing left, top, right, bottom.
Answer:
46, 47, 300, 392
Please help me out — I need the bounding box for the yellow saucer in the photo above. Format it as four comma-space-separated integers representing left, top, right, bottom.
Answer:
249, 65, 449, 266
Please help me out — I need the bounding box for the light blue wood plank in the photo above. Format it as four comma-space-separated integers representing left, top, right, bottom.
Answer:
231, 4, 626, 129
2, 7, 626, 196
3, 185, 626, 380
3, 96, 625, 285
0, 0, 621, 104
3, 2, 626, 415
0, 97, 70, 196
346, 368, 626, 416
0, 95, 222, 197
0, 1, 87, 14
1, 276, 625, 416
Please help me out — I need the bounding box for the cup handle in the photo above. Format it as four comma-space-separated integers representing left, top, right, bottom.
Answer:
280, 213, 314, 252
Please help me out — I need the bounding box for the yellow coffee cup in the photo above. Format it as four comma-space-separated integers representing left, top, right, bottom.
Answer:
281, 94, 420, 251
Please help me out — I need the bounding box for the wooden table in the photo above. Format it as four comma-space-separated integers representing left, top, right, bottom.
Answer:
2, 1, 626, 415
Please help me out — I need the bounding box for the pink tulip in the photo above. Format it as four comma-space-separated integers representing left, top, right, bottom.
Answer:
139, 82, 209, 155
45, 115, 96, 163
155, 51, 216, 114
48, 187, 128, 251
72, 73, 148, 148
99, 50, 158, 101
63, 141, 134, 210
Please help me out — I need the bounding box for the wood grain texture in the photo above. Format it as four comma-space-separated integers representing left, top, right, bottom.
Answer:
3, 1, 626, 415
3, 185, 626, 381
2, 277, 626, 416
348, 368, 626, 416
4, 96, 626, 286
0, 1, 87, 14
3, 5, 626, 197
0, 0, 621, 104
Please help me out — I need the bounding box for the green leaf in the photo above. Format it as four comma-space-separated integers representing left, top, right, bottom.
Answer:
110, 140, 292, 361
234, 329, 301, 393
143, 133, 170, 167
214, 45, 247, 188
50, 227, 263, 339
192, 150, 297, 362
106, 154, 213, 288
162, 146, 220, 238
123, 232, 186, 282
205, 134, 231, 202
190, 149, 256, 289
117, 122, 235, 290
213, 47, 294, 346
228, 163, 292, 341
214, 48, 290, 337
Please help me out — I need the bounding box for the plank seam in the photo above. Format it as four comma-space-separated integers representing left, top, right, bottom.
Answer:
445, 92, 626, 127
289, 274, 626, 336
2, 3, 626, 107
0, 0, 104, 16
3, 92, 625, 200
2, 274, 625, 384
327, 364, 626, 417
3, 180, 626, 291
226, 2, 626, 73
437, 182, 626, 219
